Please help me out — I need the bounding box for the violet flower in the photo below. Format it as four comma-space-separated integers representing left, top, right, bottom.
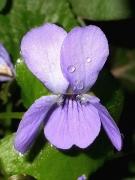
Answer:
14, 23, 122, 154
0, 43, 14, 81
77, 174, 87, 180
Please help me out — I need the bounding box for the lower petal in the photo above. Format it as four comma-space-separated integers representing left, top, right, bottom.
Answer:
14, 95, 58, 154
94, 103, 122, 151
71, 101, 101, 148
44, 98, 101, 149
44, 99, 73, 149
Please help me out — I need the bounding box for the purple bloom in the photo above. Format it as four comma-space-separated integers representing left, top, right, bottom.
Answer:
77, 174, 87, 180
14, 23, 122, 154
0, 43, 14, 81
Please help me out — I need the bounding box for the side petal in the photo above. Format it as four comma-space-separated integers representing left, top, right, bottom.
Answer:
14, 95, 58, 154
94, 103, 122, 151
60, 25, 109, 94
21, 23, 69, 94
45, 99, 101, 149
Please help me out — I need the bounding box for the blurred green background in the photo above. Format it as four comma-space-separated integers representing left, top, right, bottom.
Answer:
0, 0, 135, 179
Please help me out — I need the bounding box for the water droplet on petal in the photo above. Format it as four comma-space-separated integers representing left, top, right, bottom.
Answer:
76, 80, 84, 90
86, 57, 91, 63
73, 86, 77, 91
67, 65, 76, 73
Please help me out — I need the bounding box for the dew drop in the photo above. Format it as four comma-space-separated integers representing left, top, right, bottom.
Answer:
86, 57, 91, 63
67, 65, 76, 73
73, 86, 77, 91
18, 152, 24, 157
17, 58, 22, 63
76, 80, 84, 90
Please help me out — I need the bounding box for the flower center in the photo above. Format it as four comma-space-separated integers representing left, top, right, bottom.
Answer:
57, 94, 90, 106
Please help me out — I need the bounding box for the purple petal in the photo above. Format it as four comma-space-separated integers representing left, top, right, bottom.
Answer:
45, 98, 101, 149
0, 43, 11, 65
77, 175, 87, 180
0, 43, 14, 81
21, 23, 69, 94
45, 99, 73, 149
94, 103, 122, 151
73, 101, 101, 148
14, 95, 58, 154
60, 25, 109, 94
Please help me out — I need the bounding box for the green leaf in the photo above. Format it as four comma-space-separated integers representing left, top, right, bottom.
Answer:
0, 0, 78, 61
111, 48, 135, 92
15, 58, 49, 108
69, 0, 132, 20
0, 0, 6, 11
0, 134, 111, 180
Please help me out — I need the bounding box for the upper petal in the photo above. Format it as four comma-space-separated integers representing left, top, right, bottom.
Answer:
21, 23, 69, 94
60, 25, 109, 94
44, 98, 101, 149
94, 103, 122, 151
14, 95, 58, 154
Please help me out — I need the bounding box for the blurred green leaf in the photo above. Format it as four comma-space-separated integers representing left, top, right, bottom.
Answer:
0, 112, 23, 120
15, 58, 49, 108
69, 0, 132, 20
0, 0, 6, 11
0, 134, 110, 180
111, 48, 135, 92
0, 82, 11, 104
0, 82, 13, 129
0, 0, 78, 61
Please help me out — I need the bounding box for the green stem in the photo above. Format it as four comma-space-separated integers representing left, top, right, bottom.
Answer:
77, 16, 86, 26
0, 112, 24, 119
